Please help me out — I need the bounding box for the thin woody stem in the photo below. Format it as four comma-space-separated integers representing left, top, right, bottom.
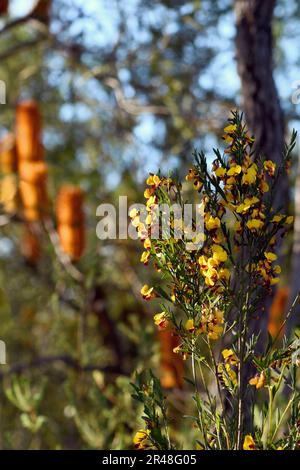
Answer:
191, 339, 210, 449
207, 339, 230, 449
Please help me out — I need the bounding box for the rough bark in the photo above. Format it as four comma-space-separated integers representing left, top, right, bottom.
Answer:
286, 148, 300, 336
234, 0, 287, 433
235, 0, 285, 178
234, 0, 287, 346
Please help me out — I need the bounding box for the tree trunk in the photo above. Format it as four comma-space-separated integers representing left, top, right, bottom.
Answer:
235, 0, 285, 177
233, 0, 287, 434
234, 0, 287, 348
286, 145, 300, 336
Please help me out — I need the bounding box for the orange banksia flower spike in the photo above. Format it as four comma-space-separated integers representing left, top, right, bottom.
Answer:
16, 100, 49, 221
56, 185, 85, 226
19, 161, 48, 221
158, 329, 184, 389
16, 100, 43, 162
0, 134, 18, 213
56, 185, 85, 261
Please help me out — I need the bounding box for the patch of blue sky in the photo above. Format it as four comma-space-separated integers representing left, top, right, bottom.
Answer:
218, 11, 235, 40
0, 237, 14, 257
59, 102, 93, 122
10, 0, 35, 17
198, 51, 240, 98
134, 115, 162, 145
70, 0, 120, 47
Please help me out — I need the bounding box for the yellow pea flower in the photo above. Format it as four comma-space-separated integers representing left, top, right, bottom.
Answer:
144, 238, 151, 249
218, 267, 230, 282
236, 196, 259, 214
222, 348, 239, 365
144, 188, 154, 199
259, 179, 269, 193
146, 195, 157, 210
140, 251, 150, 265
242, 164, 257, 185
205, 215, 221, 231
249, 371, 266, 389
204, 272, 218, 287
140, 284, 155, 301
185, 168, 197, 181
273, 265, 281, 275
206, 265, 219, 280
264, 252, 277, 262
133, 429, 150, 449
246, 219, 264, 232
214, 167, 226, 178
185, 318, 195, 332
208, 324, 224, 340
272, 214, 293, 225
185, 169, 203, 191
217, 363, 237, 386
271, 214, 284, 223
154, 312, 168, 330
207, 257, 219, 269
236, 203, 247, 214
212, 244, 227, 262
264, 160, 276, 177
198, 255, 208, 269
252, 209, 266, 220
223, 124, 237, 143
243, 435, 255, 450
227, 164, 242, 176
224, 124, 237, 134
207, 309, 224, 339
146, 174, 160, 187
145, 213, 152, 225
225, 363, 237, 385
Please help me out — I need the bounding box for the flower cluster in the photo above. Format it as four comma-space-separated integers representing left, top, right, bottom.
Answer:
135, 114, 293, 346
217, 348, 239, 393
185, 306, 224, 341
198, 245, 230, 291
132, 112, 299, 451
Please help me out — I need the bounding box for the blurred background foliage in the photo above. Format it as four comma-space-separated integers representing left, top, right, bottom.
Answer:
0, 0, 300, 449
